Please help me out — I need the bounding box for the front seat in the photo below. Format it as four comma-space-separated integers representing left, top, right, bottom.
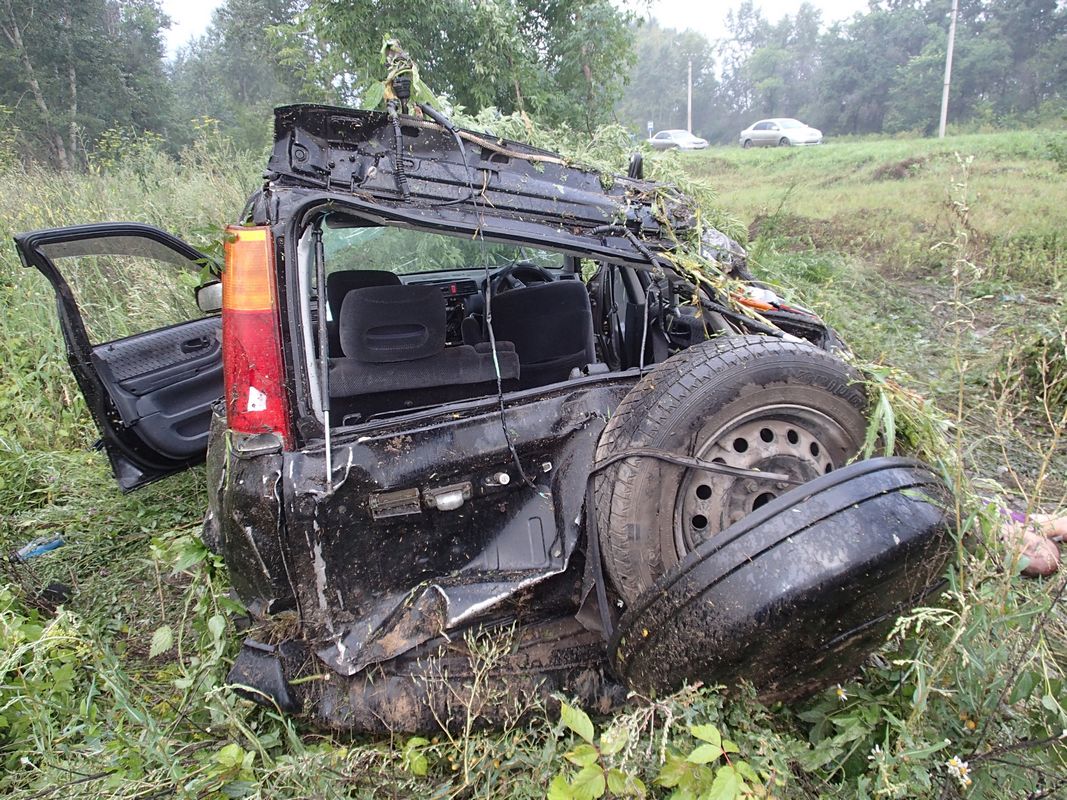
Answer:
329, 285, 520, 408
488, 280, 597, 389
326, 269, 401, 355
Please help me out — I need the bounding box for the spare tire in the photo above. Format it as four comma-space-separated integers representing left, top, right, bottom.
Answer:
595, 335, 868, 604
609, 457, 955, 700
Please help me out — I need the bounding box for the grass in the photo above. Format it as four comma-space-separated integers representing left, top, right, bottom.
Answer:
689, 130, 1066, 504
1, 128, 1065, 799
687, 130, 1067, 286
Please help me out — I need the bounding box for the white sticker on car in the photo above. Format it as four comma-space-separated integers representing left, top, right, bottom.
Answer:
247, 386, 267, 412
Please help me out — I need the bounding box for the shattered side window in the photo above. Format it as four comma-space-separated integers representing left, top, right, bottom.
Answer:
320, 217, 565, 275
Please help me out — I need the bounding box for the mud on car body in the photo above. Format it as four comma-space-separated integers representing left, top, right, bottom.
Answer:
15, 104, 956, 732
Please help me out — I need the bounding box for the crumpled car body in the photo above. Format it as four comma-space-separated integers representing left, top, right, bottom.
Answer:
15, 104, 955, 731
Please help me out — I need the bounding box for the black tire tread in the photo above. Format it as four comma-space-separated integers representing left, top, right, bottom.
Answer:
608, 458, 954, 698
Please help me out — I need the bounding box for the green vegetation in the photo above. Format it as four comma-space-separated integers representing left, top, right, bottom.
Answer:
0, 1, 1064, 796
686, 132, 1066, 492
688, 131, 1067, 283
3, 1, 1067, 164
1, 123, 1065, 800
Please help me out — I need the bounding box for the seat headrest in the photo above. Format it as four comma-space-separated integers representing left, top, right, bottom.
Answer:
326, 269, 401, 319
339, 285, 446, 362
491, 278, 591, 311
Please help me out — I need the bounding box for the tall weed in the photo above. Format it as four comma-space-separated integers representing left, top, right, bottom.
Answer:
0, 127, 258, 452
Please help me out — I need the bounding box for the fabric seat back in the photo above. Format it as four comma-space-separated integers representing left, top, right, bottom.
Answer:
489, 280, 596, 388
339, 284, 445, 362
326, 269, 401, 319
325, 269, 402, 356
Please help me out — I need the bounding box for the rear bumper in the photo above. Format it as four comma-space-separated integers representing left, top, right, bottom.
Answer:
228, 615, 624, 733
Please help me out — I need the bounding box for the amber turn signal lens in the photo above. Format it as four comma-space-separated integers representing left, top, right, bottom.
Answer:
223, 226, 275, 312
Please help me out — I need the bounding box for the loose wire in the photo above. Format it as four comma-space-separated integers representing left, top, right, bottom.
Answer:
418, 103, 535, 489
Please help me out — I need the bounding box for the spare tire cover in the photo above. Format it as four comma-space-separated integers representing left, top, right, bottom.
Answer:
610, 457, 955, 701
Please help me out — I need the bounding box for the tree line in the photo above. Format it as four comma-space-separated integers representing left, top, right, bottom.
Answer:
619, 0, 1066, 143
0, 0, 1063, 168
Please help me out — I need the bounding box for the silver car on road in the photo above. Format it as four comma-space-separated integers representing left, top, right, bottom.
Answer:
739, 118, 822, 148
648, 129, 709, 150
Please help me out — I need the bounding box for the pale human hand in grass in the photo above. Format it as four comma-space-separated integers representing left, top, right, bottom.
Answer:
1002, 513, 1067, 578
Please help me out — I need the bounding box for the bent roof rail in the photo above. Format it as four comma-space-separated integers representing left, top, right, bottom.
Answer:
265, 104, 695, 260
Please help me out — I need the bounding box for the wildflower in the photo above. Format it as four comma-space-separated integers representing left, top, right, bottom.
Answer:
946, 755, 972, 788
867, 744, 883, 761
835, 684, 848, 702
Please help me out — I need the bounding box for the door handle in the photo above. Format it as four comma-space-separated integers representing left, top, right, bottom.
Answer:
180, 336, 212, 354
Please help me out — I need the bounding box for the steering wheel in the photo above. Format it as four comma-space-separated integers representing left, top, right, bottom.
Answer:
487, 262, 557, 295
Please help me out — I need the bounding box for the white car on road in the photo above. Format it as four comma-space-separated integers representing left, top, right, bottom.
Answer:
739, 118, 822, 148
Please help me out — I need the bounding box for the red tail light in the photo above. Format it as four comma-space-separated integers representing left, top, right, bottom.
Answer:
222, 225, 293, 447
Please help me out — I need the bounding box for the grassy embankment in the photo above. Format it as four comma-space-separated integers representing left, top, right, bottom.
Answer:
688, 131, 1066, 495
0, 128, 1064, 799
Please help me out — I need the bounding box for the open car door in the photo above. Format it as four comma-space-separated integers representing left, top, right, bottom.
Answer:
15, 223, 223, 490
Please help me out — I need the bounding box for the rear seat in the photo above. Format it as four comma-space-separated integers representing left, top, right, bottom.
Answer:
329, 285, 519, 404
325, 269, 401, 356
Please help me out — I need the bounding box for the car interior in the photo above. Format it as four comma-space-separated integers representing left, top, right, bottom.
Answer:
301, 213, 654, 426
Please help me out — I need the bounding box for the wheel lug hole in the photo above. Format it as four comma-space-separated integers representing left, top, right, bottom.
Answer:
695, 484, 712, 500
732, 437, 748, 453
786, 429, 799, 445
691, 514, 708, 530
753, 492, 776, 510
759, 428, 774, 443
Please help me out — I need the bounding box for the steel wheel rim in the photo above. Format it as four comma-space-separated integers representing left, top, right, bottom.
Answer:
673, 404, 854, 554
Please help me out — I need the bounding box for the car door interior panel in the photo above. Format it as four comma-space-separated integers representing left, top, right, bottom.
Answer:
91, 316, 222, 459
13, 223, 222, 486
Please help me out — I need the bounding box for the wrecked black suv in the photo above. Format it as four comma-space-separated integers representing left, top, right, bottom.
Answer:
15, 105, 955, 732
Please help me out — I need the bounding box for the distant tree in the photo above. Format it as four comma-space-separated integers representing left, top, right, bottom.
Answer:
170, 0, 325, 151
616, 21, 718, 138
813, 3, 934, 135
709, 3, 824, 139
716, 0, 771, 116
0, 0, 171, 168
983, 0, 1066, 117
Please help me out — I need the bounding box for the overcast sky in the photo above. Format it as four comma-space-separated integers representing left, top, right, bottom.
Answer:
159, 0, 874, 56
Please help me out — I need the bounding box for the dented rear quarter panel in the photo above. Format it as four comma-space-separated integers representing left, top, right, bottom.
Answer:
211, 376, 639, 675
205, 406, 294, 617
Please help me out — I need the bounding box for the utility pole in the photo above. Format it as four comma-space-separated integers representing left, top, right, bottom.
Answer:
938, 0, 959, 138
687, 60, 693, 134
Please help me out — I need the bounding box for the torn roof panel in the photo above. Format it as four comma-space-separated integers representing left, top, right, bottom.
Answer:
266, 104, 696, 253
